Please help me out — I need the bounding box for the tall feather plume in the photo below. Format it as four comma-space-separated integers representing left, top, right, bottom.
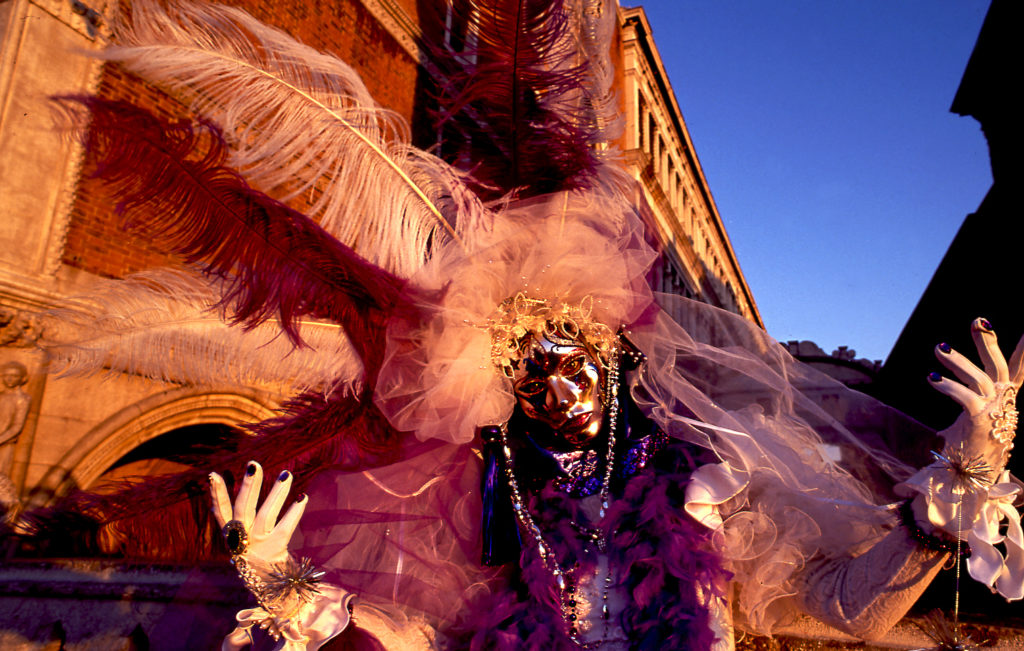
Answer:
103, 0, 469, 278
31, 95, 418, 561
60, 96, 407, 370
572, 0, 621, 136
430, 0, 619, 199
44, 270, 364, 395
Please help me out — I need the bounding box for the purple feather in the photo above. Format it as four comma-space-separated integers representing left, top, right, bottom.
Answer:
428, 0, 609, 200
21, 97, 419, 560
449, 443, 727, 649
57, 96, 409, 376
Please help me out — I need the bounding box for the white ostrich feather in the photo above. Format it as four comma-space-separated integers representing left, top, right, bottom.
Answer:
570, 0, 621, 141
45, 271, 363, 395
104, 0, 468, 278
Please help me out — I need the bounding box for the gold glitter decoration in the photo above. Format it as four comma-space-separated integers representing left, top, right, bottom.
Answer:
932, 445, 994, 495
487, 293, 619, 377
912, 610, 982, 651
990, 386, 1018, 445
264, 556, 326, 605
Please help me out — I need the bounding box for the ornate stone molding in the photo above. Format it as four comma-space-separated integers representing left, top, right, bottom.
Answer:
30, 0, 110, 40
359, 0, 423, 61
44, 53, 105, 278
31, 387, 278, 505
0, 273, 66, 313
1, 1, 107, 282
36, 1, 108, 277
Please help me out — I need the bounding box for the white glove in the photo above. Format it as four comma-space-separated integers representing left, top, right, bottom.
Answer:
210, 461, 306, 569
210, 461, 352, 650
928, 318, 1024, 472
899, 318, 1024, 599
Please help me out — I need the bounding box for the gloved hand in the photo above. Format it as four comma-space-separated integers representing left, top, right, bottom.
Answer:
899, 318, 1024, 599
210, 461, 307, 569
210, 461, 352, 650
929, 317, 1024, 473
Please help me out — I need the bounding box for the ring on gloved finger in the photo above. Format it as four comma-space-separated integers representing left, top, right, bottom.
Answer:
223, 519, 249, 555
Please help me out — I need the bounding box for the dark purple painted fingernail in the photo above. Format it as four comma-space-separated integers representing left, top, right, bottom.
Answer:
246, 463, 257, 476
297, 493, 307, 502
974, 318, 993, 332
938, 342, 951, 354
278, 470, 290, 482
928, 372, 942, 383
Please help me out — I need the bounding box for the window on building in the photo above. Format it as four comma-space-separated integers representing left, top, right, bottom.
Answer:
647, 113, 656, 157
637, 91, 647, 152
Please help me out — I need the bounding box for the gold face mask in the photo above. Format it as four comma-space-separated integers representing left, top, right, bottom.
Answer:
512, 332, 604, 449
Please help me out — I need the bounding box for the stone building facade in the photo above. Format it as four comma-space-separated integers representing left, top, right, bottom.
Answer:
619, 7, 758, 327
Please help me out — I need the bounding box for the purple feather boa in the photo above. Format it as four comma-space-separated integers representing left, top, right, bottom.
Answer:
447, 443, 728, 650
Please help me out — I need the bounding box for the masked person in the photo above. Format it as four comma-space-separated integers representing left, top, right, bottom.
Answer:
208, 195, 1024, 650
42, 1, 1023, 649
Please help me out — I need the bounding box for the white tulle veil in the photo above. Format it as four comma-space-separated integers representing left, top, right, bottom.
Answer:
368, 166, 928, 632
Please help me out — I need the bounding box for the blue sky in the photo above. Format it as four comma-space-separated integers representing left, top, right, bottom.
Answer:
630, 1, 992, 362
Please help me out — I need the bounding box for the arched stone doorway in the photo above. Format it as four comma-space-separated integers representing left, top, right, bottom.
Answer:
32, 386, 276, 505
93, 422, 240, 488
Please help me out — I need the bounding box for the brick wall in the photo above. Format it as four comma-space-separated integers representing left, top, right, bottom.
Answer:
61, 0, 420, 278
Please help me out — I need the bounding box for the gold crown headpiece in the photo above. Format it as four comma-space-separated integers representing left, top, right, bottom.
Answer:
488, 293, 619, 378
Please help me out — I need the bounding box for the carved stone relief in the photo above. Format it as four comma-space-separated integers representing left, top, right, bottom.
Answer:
0, 358, 30, 522
0, 306, 43, 348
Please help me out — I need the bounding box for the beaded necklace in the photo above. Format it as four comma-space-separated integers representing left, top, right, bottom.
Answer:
497, 348, 620, 646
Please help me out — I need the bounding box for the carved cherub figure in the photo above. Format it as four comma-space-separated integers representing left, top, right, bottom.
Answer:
0, 361, 31, 470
